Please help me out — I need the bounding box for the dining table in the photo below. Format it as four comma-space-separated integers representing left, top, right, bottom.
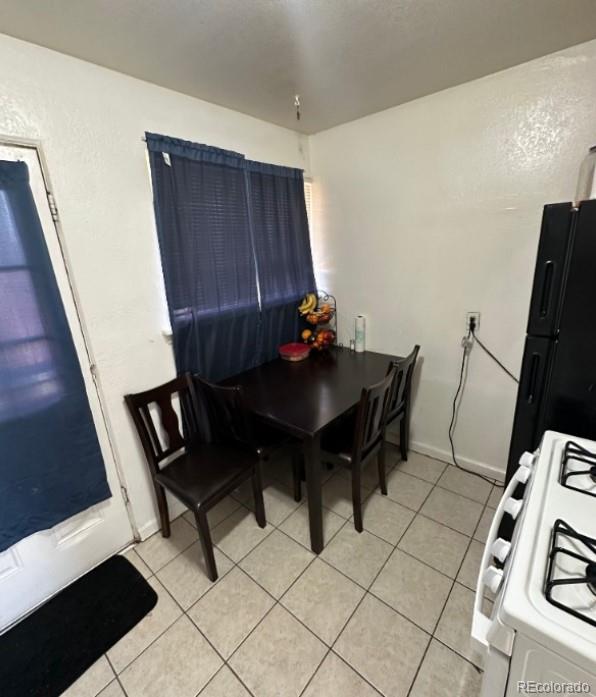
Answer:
226, 346, 399, 553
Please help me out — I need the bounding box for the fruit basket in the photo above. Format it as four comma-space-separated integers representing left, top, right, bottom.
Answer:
297, 291, 337, 351
305, 309, 334, 325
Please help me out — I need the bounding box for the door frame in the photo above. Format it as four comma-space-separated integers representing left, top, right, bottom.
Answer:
0, 134, 139, 539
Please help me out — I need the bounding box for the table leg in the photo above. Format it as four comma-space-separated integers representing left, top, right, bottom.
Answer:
303, 433, 323, 554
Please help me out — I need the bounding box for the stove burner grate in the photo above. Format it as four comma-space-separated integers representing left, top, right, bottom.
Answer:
545, 519, 596, 627
560, 441, 596, 498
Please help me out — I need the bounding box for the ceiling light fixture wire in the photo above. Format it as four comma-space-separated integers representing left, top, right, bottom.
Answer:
294, 94, 301, 121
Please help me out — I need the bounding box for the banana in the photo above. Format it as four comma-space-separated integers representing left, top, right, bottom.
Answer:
298, 293, 318, 315
298, 295, 311, 313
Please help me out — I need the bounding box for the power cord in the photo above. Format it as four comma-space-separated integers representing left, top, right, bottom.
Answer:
471, 327, 519, 384
448, 321, 517, 487
448, 331, 498, 485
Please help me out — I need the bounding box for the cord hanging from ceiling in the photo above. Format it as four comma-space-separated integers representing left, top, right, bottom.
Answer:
294, 94, 301, 121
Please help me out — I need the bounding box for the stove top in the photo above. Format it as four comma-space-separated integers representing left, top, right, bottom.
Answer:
545, 519, 596, 628
500, 432, 596, 670
560, 440, 596, 498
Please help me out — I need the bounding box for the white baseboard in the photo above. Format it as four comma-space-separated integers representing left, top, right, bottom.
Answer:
136, 499, 186, 542
386, 431, 505, 483
137, 518, 160, 541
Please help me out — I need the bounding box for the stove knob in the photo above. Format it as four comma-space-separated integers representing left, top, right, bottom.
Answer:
491, 538, 511, 563
483, 565, 504, 594
519, 451, 535, 468
504, 497, 523, 520
516, 465, 531, 483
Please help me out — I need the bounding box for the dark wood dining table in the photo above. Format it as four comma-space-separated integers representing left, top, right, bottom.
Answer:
226, 346, 399, 553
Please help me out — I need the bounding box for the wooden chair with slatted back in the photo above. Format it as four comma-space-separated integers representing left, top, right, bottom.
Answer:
125, 373, 266, 581
319, 366, 397, 532
194, 374, 304, 502
385, 345, 420, 461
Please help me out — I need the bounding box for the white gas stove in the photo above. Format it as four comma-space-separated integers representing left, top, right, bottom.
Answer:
472, 431, 596, 696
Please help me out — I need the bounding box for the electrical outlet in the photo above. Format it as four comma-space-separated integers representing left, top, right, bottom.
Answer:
466, 312, 480, 333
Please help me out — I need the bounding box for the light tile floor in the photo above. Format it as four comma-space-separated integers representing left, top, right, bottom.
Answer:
62, 447, 503, 697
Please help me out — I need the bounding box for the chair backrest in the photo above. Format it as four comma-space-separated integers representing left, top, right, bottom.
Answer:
352, 366, 397, 465
386, 345, 420, 423
193, 375, 254, 449
124, 373, 201, 475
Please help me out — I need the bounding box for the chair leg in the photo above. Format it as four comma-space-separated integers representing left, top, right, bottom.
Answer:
378, 444, 388, 495
154, 483, 171, 538
194, 509, 218, 582
291, 452, 302, 502
251, 464, 267, 528
399, 415, 408, 461
352, 469, 363, 533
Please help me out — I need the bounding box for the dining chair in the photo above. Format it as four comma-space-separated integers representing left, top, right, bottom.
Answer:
125, 373, 266, 582
315, 366, 397, 532
194, 375, 304, 502
385, 344, 420, 461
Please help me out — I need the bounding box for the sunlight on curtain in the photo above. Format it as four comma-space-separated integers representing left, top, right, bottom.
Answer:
0, 160, 110, 552
0, 190, 62, 422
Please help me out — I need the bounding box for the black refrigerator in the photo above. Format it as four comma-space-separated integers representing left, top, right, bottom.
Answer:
506, 198, 596, 482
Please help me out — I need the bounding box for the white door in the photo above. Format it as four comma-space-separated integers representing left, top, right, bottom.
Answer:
0, 142, 134, 632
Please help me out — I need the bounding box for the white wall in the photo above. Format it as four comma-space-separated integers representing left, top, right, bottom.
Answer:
310, 40, 596, 478
0, 33, 309, 538
3, 30, 596, 530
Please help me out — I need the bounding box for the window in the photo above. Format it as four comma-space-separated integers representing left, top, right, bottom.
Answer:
304, 179, 313, 232
146, 132, 316, 379
159, 179, 315, 341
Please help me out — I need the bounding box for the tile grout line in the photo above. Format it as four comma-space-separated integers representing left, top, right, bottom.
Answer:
296, 462, 442, 697
135, 455, 461, 586
110, 555, 241, 688
191, 499, 393, 694
404, 488, 494, 697
180, 459, 433, 692
143, 485, 485, 587
103, 653, 130, 697
115, 473, 346, 692
319, 457, 491, 695
185, 499, 356, 695
136, 450, 483, 565
81, 463, 354, 695
107, 452, 489, 697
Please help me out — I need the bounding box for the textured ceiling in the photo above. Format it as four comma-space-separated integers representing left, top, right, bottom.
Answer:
1, 0, 596, 134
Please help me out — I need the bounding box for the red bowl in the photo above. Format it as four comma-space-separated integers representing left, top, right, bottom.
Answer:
279, 342, 311, 362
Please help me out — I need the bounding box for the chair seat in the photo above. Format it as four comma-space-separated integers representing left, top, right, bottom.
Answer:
155, 443, 257, 509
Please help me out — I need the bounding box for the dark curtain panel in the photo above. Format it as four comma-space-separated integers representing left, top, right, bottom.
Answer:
247, 161, 316, 362
0, 160, 110, 552
146, 133, 261, 381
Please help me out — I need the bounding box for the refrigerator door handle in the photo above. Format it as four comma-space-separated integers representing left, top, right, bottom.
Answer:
526, 353, 541, 404
526, 203, 573, 337
538, 261, 554, 318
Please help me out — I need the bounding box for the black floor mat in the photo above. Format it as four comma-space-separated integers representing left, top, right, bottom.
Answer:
0, 554, 158, 697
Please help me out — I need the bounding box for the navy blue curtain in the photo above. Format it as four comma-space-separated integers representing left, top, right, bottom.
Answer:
247, 160, 316, 363
147, 132, 316, 379
147, 134, 260, 381
0, 160, 110, 552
